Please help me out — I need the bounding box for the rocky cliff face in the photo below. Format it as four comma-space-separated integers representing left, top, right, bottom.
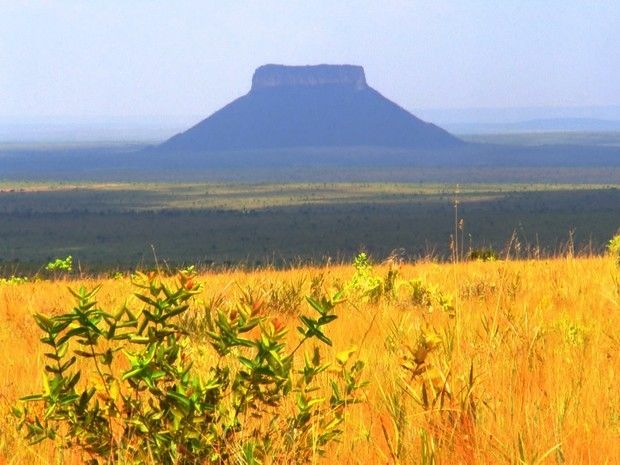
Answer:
251, 64, 367, 91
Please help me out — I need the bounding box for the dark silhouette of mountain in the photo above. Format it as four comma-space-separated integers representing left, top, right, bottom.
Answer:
158, 64, 462, 151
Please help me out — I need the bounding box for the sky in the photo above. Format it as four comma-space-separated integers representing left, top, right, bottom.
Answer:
1, 1, 619, 122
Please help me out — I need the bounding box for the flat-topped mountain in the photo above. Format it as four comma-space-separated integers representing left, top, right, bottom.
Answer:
251, 64, 368, 91
159, 64, 462, 151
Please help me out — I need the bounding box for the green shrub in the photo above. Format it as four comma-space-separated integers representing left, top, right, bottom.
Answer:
409, 279, 434, 308
346, 253, 384, 302
0, 275, 29, 286
407, 279, 455, 317
608, 233, 620, 266
44, 255, 73, 273
14, 268, 365, 464
467, 248, 498, 262
382, 259, 400, 300
109, 271, 125, 280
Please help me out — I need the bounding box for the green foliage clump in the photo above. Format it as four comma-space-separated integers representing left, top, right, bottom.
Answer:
44, 255, 73, 273
0, 275, 29, 286
345, 252, 398, 302
14, 268, 365, 465
407, 279, 455, 317
467, 248, 498, 262
608, 233, 620, 266
346, 253, 383, 302
109, 271, 125, 280
555, 316, 590, 348
409, 279, 435, 308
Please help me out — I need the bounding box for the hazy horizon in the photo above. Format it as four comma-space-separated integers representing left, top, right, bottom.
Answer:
2, 1, 619, 123
3, 105, 620, 144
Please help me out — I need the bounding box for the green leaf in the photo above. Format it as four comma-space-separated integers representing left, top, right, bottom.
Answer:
142, 309, 159, 323
57, 327, 88, 346
74, 350, 97, 358
135, 293, 158, 307
11, 405, 23, 418
33, 314, 52, 333
65, 372, 81, 391
115, 320, 138, 329
59, 393, 80, 405
161, 305, 189, 321
122, 367, 145, 380
318, 314, 338, 325
56, 341, 69, 359
336, 346, 357, 365
101, 349, 113, 365
166, 391, 192, 413
60, 356, 77, 372
305, 297, 327, 315
315, 332, 332, 346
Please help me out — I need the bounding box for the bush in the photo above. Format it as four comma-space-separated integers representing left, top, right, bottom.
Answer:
14, 268, 366, 465
467, 248, 498, 262
44, 255, 73, 273
608, 234, 620, 266
407, 279, 455, 317
0, 275, 29, 286
346, 253, 384, 302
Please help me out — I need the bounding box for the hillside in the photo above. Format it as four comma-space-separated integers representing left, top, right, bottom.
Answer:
158, 64, 462, 151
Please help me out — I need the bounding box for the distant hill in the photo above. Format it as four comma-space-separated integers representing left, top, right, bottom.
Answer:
443, 118, 620, 135
157, 64, 462, 151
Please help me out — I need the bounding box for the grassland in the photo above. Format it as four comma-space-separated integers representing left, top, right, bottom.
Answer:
460, 131, 620, 147
1, 135, 619, 463
1, 182, 619, 272
1, 256, 618, 464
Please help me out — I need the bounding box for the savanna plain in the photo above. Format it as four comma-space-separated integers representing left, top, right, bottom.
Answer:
1, 253, 619, 464
1, 151, 619, 464
2, 181, 620, 271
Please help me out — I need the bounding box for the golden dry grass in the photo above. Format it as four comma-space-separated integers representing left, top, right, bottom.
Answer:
1, 257, 619, 464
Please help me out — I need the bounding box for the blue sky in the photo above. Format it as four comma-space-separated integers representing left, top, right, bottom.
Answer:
1, 1, 618, 120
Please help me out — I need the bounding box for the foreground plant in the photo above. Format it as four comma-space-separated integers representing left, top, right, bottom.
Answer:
14, 268, 365, 465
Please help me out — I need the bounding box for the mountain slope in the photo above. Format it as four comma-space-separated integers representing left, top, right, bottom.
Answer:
159, 64, 462, 151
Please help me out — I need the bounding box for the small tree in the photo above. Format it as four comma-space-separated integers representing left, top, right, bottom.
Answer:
44, 255, 73, 277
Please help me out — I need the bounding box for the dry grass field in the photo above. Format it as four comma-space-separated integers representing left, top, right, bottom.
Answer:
1, 256, 619, 464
